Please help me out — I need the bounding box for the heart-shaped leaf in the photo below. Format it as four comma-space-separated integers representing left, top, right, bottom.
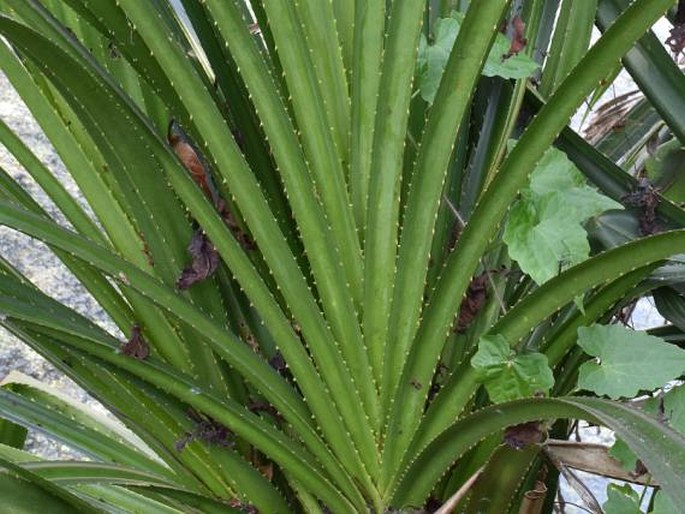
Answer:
471, 335, 554, 403
578, 325, 685, 399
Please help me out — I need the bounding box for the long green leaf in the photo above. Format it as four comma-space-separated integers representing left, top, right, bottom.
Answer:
2, 319, 355, 511
15, 0, 246, 398
539, 0, 598, 96
416, 230, 685, 462
381, 0, 675, 486
0, 163, 133, 331
350, 0, 385, 234
0, 12, 378, 490
16, 461, 178, 488
7, 325, 264, 500
172, 0, 295, 246
383, 0, 509, 413
391, 397, 685, 508
292, 0, 351, 173
242, 0, 370, 419
0, 118, 101, 242
0, 201, 367, 510
332, 0, 354, 75
170, 0, 381, 476
0, 316, 228, 496
495, 233, 683, 343
0, 383, 171, 479
117, 0, 377, 444
256, 0, 362, 302
0, 457, 104, 513
362, 0, 425, 399
20, 454, 287, 514
120, 486, 245, 514
0, 38, 200, 374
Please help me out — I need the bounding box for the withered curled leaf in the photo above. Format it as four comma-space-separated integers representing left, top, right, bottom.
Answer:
120, 324, 149, 360
175, 409, 235, 451
177, 229, 220, 289
217, 199, 257, 251
228, 499, 258, 514
248, 401, 283, 422
666, 24, 685, 55
504, 421, 544, 449
503, 15, 527, 59
621, 177, 662, 235
455, 272, 489, 333
168, 121, 256, 252
269, 351, 287, 375
168, 122, 215, 201
666, 0, 685, 55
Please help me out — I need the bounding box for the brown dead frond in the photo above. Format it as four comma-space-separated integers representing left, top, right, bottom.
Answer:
584, 90, 641, 144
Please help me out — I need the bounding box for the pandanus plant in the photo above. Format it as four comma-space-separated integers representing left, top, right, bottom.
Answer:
1, 0, 685, 512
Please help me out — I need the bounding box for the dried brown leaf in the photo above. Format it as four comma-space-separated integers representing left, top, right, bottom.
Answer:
120, 324, 149, 360
455, 273, 489, 333
504, 15, 527, 59
177, 229, 220, 289
168, 129, 214, 200
666, 1, 685, 54
504, 421, 544, 449
621, 177, 662, 235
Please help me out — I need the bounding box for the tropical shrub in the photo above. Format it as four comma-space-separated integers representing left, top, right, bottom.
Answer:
0, 0, 685, 512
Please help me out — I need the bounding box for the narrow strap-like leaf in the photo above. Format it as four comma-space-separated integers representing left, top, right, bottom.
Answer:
539, 0, 598, 96
292, 0, 352, 173
0, 164, 133, 331
171, 0, 296, 245
15, 461, 178, 488
0, 118, 103, 242
3, 313, 359, 511
495, 232, 684, 342
0, 457, 104, 513
8, 0, 230, 322
22, 454, 290, 513
391, 397, 685, 507
123, 0, 374, 426
56, 346, 358, 512
0, 315, 238, 496
383, 0, 509, 414
362, 0, 425, 400
332, 0, 354, 75
414, 230, 685, 468
77, 484, 242, 514
0, 383, 171, 479
381, 0, 674, 486
0, 32, 198, 375
254, 2, 368, 376
58, 0, 192, 121
0, 201, 367, 509
76, 485, 191, 514
350, 0, 385, 235
192, 0, 381, 469
0, 42, 148, 270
